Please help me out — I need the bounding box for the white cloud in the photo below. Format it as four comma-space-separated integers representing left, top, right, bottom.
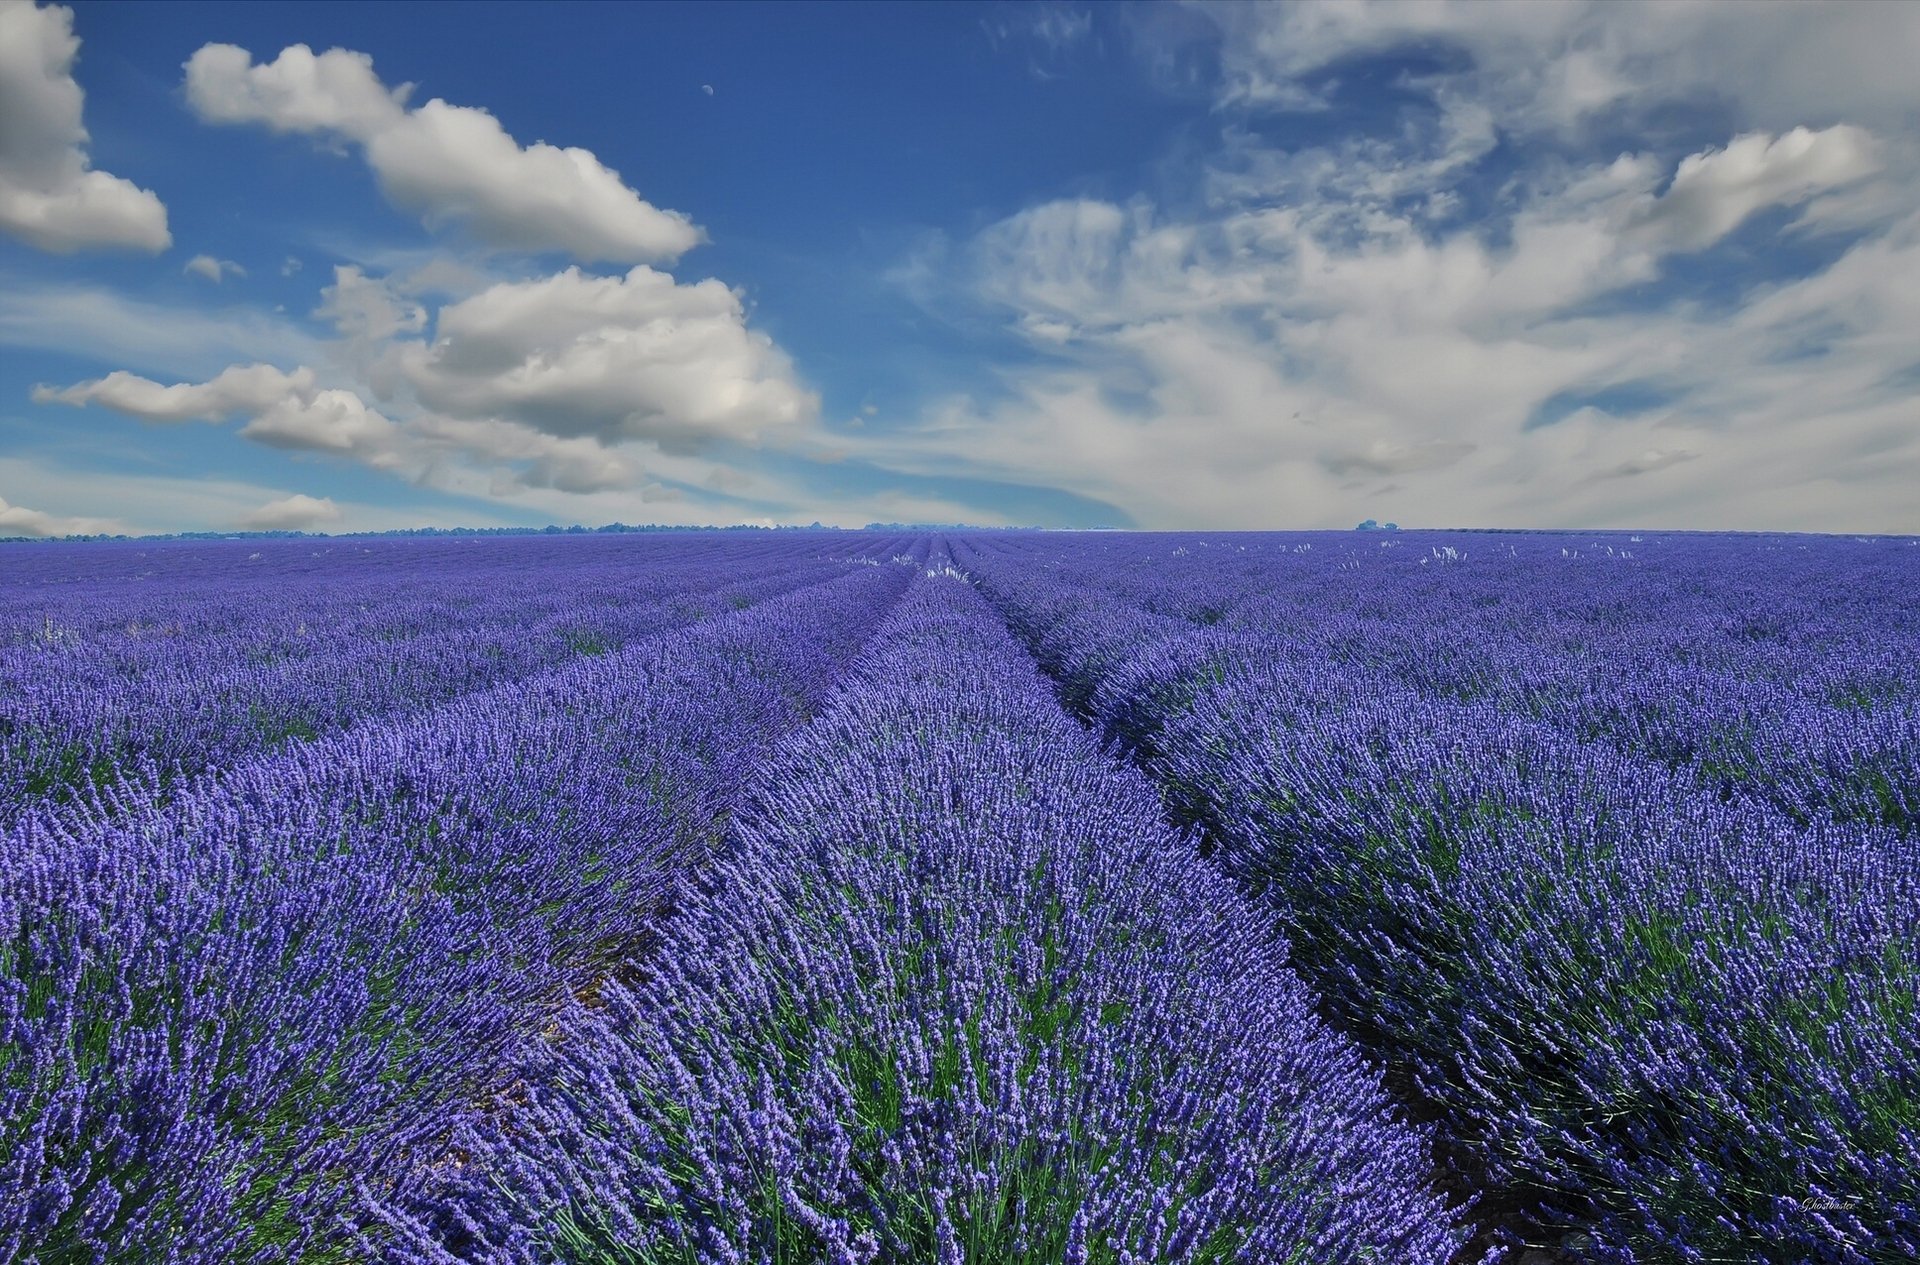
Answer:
27, 180, 819, 512
238, 492, 343, 530
390, 255, 493, 299
184, 42, 702, 263
33, 362, 312, 422
407, 414, 641, 494
33, 355, 656, 498
363, 100, 702, 261
315, 264, 425, 341
25, 0, 1910, 534
1197, 0, 1920, 136
0, 489, 122, 537
35, 362, 316, 422
869, 131, 1919, 531
0, 455, 510, 535
184, 253, 247, 283
1629, 126, 1879, 254
969, 199, 1275, 337
182, 42, 407, 141
837, 1, 1920, 531
238, 387, 405, 464
37, 361, 411, 469
0, 0, 169, 252
396, 264, 817, 451
985, 2, 1096, 67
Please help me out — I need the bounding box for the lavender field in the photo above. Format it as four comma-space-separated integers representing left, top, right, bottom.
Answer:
2, 530, 1916, 1264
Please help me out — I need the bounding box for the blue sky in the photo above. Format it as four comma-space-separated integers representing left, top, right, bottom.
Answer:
2, 0, 1916, 535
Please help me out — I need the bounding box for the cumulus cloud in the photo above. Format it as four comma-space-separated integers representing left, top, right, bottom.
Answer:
0, 489, 120, 537
184, 253, 246, 282
184, 42, 702, 263
238, 492, 342, 530
238, 387, 404, 463
0, 0, 169, 252
183, 43, 406, 138
34, 362, 314, 421
34, 352, 663, 498
28, 125, 817, 515
36, 361, 408, 467
396, 265, 817, 451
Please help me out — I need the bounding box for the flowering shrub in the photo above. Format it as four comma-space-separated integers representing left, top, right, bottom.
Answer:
6, 528, 1912, 1262
0, 546, 911, 1262
959, 530, 1920, 1263
0, 535, 895, 823
376, 572, 1462, 1264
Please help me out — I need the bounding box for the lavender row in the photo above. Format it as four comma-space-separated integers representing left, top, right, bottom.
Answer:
956, 533, 1920, 1262
2, 535, 827, 694
964, 531, 1920, 835
0, 558, 915, 1264
371, 562, 1465, 1264
1, 535, 912, 820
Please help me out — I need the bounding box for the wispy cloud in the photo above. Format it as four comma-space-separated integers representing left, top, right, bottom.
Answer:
0, 454, 514, 536
982, 3, 1098, 81
1202, 0, 1920, 136
0, 280, 325, 378
1026, 4, 1092, 56
863, 0, 1920, 531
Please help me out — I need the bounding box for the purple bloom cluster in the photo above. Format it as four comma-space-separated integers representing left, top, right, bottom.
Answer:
956, 530, 1920, 1263
374, 559, 1463, 1264
8, 527, 1910, 1263
1, 537, 916, 1261
1, 534, 890, 823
